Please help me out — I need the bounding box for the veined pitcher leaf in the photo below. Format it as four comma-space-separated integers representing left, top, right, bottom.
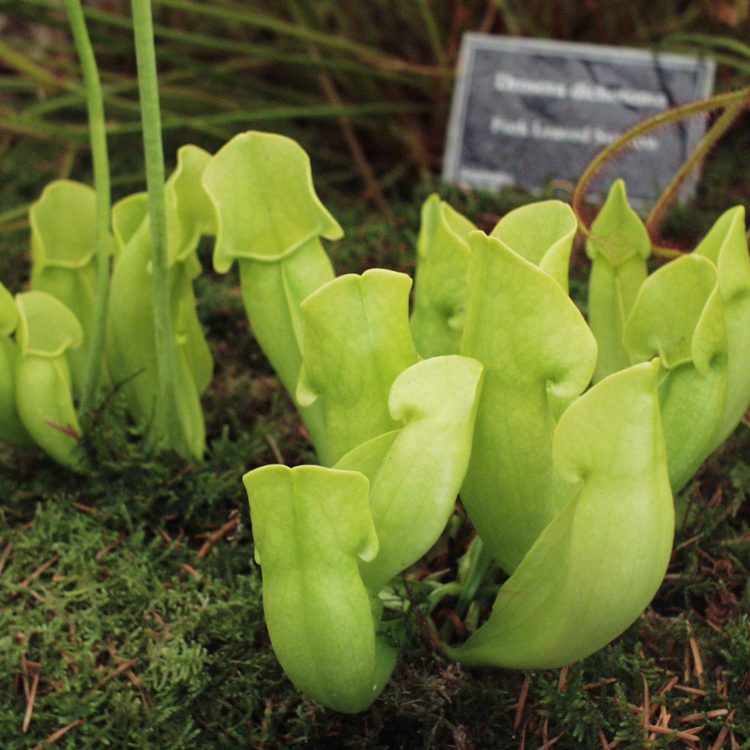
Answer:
107, 211, 159, 424
16, 290, 83, 358
15, 292, 83, 469
694, 206, 750, 444
107, 196, 205, 461
111, 186, 213, 399
445, 361, 673, 668
245, 464, 396, 714
0, 283, 30, 446
29, 180, 97, 272
202, 131, 341, 455
164, 145, 215, 395
586, 179, 651, 381
29, 179, 101, 394
410, 194, 475, 357
0, 337, 31, 446
235, 237, 333, 453
490, 200, 577, 292
112, 192, 148, 258
460, 231, 596, 573
166, 144, 215, 265
202, 131, 342, 271
174, 273, 213, 396
624, 255, 728, 491
298, 268, 420, 465
0, 281, 18, 337
336, 355, 484, 592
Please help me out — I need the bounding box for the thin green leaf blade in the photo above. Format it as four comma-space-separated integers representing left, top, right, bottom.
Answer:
15, 291, 83, 468
202, 131, 340, 454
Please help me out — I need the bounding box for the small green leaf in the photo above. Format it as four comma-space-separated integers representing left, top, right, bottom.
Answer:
236, 238, 333, 452
30, 180, 97, 271
624, 255, 719, 368
165, 144, 215, 265
585, 180, 650, 266
114, 189, 213, 399
112, 192, 148, 257
107, 192, 206, 460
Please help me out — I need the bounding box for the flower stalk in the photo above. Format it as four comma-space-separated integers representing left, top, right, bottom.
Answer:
64, 0, 111, 416
130, 0, 185, 454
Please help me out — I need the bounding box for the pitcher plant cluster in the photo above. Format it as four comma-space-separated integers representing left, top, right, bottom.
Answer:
1, 0, 749, 719
0, 157, 217, 468
242, 158, 749, 712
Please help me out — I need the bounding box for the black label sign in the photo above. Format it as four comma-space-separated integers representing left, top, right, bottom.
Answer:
443, 35, 715, 203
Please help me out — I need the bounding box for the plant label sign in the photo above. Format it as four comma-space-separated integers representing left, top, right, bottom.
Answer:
443, 35, 715, 203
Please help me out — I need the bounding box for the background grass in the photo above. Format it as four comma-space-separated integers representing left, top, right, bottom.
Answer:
1, 1, 750, 748
1, 0, 750, 209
